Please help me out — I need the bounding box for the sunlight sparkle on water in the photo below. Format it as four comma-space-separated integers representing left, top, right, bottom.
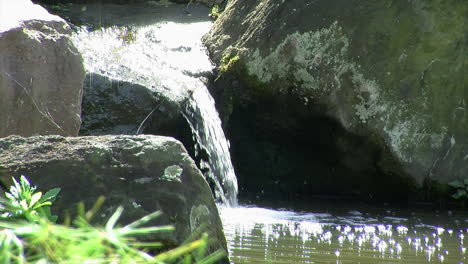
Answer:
72, 21, 213, 99
220, 205, 468, 263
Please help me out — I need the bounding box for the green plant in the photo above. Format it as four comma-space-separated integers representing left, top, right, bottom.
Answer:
209, 5, 223, 20
117, 26, 138, 44
448, 178, 468, 199
0, 176, 225, 263
219, 55, 240, 72
0, 175, 60, 222
215, 54, 240, 81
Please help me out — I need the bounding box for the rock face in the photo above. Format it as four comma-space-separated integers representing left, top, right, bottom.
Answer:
0, 135, 228, 258
203, 0, 467, 201
0, 0, 85, 137
79, 73, 191, 139
34, 0, 225, 7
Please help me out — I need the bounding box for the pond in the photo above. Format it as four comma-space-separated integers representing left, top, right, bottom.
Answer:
219, 203, 467, 264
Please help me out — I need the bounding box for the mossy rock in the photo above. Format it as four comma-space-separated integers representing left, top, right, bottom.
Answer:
0, 135, 228, 261
203, 0, 467, 201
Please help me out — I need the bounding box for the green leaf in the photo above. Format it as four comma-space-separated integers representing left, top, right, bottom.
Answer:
10, 178, 22, 199
19, 175, 30, 188
464, 178, 468, 185
40, 188, 61, 203
197, 249, 226, 264
4, 192, 15, 203
32, 202, 52, 211
12, 177, 21, 192
38, 206, 58, 222
123, 210, 162, 230
30, 192, 42, 207
453, 189, 467, 199
118, 226, 174, 236
19, 200, 28, 210
48, 214, 58, 222
106, 206, 124, 232
448, 180, 465, 189
19, 175, 35, 195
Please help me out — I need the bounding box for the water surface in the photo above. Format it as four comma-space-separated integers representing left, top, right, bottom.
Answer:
220, 205, 467, 263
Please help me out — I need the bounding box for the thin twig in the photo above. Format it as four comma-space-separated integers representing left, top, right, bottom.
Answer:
136, 103, 162, 135
3, 72, 70, 136
185, 0, 193, 14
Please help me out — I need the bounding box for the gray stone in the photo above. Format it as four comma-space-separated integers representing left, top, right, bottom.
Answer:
203, 0, 467, 199
0, 0, 85, 137
79, 73, 188, 137
0, 134, 228, 258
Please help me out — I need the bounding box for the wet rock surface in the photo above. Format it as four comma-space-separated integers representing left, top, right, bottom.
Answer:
203, 0, 467, 202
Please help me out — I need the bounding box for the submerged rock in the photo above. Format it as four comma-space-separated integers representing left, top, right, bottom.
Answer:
0, 0, 85, 137
203, 0, 467, 201
0, 135, 228, 258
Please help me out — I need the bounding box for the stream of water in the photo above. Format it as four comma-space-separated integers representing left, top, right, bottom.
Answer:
183, 85, 238, 206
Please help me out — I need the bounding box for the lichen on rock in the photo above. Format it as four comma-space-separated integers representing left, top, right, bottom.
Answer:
190, 204, 211, 232
162, 165, 183, 182
243, 21, 387, 126
203, 0, 468, 199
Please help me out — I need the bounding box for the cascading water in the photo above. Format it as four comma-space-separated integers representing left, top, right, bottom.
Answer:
183, 83, 238, 206
70, 4, 237, 205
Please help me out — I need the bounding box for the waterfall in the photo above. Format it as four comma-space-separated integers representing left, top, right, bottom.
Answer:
71, 13, 238, 205
183, 83, 238, 206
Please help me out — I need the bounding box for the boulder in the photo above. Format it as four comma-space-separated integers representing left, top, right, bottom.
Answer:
203, 0, 467, 201
0, 135, 228, 259
0, 0, 85, 137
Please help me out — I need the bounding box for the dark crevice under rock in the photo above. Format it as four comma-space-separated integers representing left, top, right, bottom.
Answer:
210, 78, 416, 204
